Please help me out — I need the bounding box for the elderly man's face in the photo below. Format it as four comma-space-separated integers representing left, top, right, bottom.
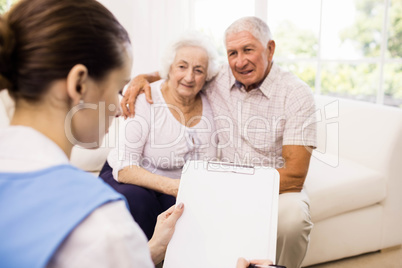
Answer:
226, 31, 275, 90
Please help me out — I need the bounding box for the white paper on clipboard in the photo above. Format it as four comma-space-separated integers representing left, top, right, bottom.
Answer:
164, 160, 280, 268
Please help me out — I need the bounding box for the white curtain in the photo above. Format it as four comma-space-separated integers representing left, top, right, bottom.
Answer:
98, 0, 193, 76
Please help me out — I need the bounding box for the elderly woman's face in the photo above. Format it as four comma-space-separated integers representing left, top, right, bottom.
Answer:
168, 46, 208, 99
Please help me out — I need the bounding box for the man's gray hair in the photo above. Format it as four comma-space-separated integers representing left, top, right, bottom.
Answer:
160, 31, 220, 81
224, 16, 273, 47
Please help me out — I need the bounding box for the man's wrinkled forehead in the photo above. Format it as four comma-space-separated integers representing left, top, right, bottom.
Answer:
225, 31, 261, 50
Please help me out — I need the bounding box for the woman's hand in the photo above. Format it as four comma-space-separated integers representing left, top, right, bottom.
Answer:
236, 257, 273, 268
148, 203, 184, 265
121, 74, 152, 118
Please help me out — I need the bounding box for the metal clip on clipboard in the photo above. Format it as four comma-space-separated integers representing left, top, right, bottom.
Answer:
206, 161, 255, 175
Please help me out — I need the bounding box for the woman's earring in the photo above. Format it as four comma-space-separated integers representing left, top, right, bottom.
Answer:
77, 99, 85, 109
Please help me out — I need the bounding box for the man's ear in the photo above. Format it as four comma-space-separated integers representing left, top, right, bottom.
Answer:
66, 64, 89, 105
267, 40, 276, 61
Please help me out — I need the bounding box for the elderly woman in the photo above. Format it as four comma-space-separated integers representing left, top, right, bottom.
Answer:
99, 32, 220, 239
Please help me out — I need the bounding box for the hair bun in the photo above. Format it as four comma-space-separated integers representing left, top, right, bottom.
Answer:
0, 15, 16, 91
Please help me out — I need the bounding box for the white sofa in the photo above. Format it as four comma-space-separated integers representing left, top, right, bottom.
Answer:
302, 95, 402, 266
1, 90, 401, 266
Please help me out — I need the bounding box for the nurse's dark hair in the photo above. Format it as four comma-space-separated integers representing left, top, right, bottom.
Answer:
0, 0, 130, 101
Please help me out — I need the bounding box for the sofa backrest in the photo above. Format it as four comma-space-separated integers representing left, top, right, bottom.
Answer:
314, 95, 402, 174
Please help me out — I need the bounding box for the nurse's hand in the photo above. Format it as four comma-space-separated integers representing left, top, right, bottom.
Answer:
148, 203, 184, 264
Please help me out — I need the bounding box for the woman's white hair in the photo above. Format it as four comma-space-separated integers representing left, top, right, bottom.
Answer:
159, 31, 220, 82
224, 16, 273, 47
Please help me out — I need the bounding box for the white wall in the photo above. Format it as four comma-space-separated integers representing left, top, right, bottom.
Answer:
98, 0, 193, 76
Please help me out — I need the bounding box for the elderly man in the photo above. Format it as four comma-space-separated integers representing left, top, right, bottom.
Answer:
122, 17, 316, 268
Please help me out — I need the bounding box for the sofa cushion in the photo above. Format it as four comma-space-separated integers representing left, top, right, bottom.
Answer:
305, 153, 387, 222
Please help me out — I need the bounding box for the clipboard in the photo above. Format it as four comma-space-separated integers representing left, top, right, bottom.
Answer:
164, 160, 280, 268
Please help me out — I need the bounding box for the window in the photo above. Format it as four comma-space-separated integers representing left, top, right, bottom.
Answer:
193, 0, 402, 108
193, 0, 255, 63
0, 0, 17, 14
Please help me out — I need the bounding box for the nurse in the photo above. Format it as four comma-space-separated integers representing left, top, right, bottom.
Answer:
0, 0, 183, 267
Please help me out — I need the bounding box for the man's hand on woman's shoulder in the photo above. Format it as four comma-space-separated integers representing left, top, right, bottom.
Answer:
121, 72, 161, 118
